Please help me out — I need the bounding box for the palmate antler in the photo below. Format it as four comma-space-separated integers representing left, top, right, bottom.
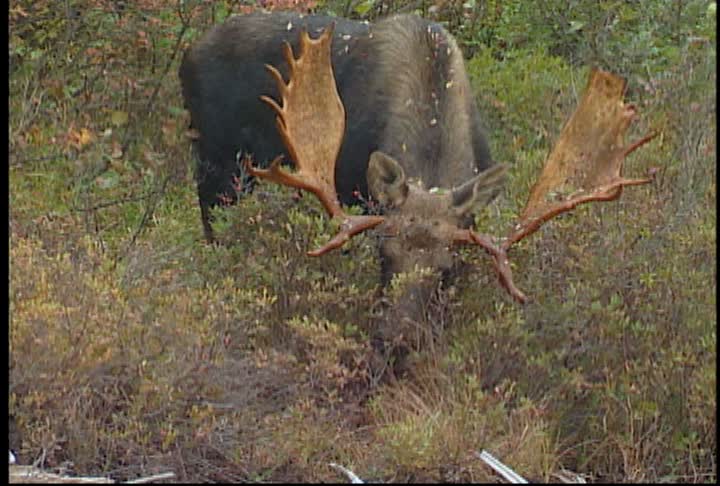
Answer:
453, 68, 658, 303
247, 25, 657, 304
243, 24, 384, 256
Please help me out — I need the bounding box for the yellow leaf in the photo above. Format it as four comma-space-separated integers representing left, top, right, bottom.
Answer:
111, 110, 129, 127
10, 6, 28, 18
68, 127, 94, 150
78, 128, 93, 147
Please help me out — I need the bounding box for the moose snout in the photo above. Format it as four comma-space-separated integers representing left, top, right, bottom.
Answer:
404, 222, 435, 246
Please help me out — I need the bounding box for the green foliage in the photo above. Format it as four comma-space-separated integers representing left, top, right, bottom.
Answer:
467, 47, 577, 209
368, 365, 557, 481
10, 233, 224, 471
9, 0, 716, 482
445, 0, 717, 76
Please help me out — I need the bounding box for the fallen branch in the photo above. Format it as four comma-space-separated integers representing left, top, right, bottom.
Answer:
329, 462, 365, 484
123, 472, 176, 484
9, 465, 113, 483
476, 450, 528, 484
8, 464, 175, 484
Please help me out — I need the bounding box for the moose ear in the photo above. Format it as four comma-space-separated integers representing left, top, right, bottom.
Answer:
367, 151, 409, 207
451, 164, 508, 217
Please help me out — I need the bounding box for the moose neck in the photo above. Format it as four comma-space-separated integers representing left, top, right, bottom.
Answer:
367, 15, 492, 191
369, 264, 458, 378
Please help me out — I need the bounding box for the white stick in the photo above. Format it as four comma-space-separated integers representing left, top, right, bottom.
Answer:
124, 471, 176, 484
329, 463, 365, 484
476, 450, 528, 484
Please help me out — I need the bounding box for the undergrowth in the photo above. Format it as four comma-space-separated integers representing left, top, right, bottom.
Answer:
9, 0, 715, 482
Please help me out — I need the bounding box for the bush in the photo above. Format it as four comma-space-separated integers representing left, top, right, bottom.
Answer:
9, 0, 716, 482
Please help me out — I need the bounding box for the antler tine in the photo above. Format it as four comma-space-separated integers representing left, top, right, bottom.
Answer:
624, 131, 659, 158
282, 41, 296, 80
452, 229, 528, 303
455, 68, 658, 303
244, 24, 385, 255
260, 69, 285, 119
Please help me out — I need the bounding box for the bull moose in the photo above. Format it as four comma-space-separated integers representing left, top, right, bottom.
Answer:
180, 12, 656, 364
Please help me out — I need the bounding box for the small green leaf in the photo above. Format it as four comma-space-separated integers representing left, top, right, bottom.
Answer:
96, 170, 119, 189
167, 106, 186, 117
568, 20, 585, 33
354, 0, 375, 16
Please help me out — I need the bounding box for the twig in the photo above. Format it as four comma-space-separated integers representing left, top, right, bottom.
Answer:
342, 0, 355, 17
10, 465, 113, 483
476, 450, 528, 484
120, 173, 170, 259
72, 190, 159, 213
121, 0, 191, 153
8, 465, 174, 483
329, 463, 365, 484
123, 471, 176, 484
551, 468, 588, 484
9, 153, 63, 167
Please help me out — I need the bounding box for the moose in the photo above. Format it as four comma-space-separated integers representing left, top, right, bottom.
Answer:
180, 12, 656, 367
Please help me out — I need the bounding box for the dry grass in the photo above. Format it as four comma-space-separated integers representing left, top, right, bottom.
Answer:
9, 0, 716, 482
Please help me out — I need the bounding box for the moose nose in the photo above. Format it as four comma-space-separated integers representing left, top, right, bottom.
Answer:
405, 223, 435, 246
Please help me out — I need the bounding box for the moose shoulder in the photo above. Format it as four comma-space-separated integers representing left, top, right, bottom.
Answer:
179, 11, 497, 246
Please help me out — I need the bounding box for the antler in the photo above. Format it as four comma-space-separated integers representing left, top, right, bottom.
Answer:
455, 68, 658, 303
243, 24, 384, 256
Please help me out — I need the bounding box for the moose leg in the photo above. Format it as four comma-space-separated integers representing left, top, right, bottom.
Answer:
196, 149, 261, 244
199, 198, 215, 244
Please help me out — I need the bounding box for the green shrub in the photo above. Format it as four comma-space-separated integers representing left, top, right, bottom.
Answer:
9, 0, 716, 482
